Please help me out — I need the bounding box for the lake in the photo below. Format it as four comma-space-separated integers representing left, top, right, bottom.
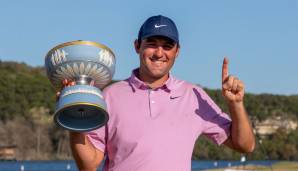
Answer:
0, 160, 278, 171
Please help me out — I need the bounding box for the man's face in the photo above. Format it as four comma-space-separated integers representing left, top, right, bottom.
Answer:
134, 36, 180, 81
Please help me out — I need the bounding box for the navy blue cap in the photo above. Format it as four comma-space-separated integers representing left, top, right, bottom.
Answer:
138, 15, 179, 43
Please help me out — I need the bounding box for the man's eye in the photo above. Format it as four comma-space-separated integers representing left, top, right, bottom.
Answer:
163, 45, 174, 50
146, 44, 157, 48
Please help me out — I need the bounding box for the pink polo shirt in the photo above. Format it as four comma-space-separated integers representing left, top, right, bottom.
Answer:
87, 69, 231, 171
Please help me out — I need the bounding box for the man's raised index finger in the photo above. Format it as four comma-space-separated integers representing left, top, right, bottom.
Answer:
222, 57, 229, 82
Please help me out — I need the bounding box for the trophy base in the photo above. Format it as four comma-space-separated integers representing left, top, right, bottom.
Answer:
54, 103, 109, 132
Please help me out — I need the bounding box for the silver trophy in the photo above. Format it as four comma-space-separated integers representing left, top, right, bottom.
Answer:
45, 40, 115, 132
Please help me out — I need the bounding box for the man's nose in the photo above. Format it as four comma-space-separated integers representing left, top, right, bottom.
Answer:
154, 46, 164, 58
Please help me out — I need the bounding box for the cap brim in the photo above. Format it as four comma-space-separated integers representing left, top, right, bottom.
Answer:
141, 33, 178, 43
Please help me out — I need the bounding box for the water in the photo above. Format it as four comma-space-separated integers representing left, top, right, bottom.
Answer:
191, 160, 277, 170
0, 160, 278, 171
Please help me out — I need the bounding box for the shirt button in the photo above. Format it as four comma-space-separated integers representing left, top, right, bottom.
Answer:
151, 101, 155, 104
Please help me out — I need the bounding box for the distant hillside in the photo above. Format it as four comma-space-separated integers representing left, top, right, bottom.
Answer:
0, 61, 55, 120
0, 60, 297, 160
204, 88, 298, 121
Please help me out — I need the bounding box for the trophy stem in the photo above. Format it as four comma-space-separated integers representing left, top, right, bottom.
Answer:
75, 75, 94, 85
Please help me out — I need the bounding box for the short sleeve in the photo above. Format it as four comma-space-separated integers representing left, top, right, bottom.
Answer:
86, 126, 107, 153
193, 87, 231, 145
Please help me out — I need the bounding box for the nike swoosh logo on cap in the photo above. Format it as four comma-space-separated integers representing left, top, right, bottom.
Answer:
154, 24, 167, 28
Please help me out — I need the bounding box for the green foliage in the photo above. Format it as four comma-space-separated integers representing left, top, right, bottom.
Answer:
0, 61, 55, 120
193, 136, 241, 160
244, 93, 298, 121
204, 87, 298, 121
261, 128, 298, 160
198, 87, 298, 160
192, 128, 298, 160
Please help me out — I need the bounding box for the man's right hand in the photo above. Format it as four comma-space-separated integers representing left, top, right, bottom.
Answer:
56, 79, 76, 101
70, 132, 104, 171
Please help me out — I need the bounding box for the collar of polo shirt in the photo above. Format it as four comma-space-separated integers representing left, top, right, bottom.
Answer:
128, 68, 185, 98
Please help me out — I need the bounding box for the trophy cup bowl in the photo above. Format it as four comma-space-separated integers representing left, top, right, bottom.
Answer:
45, 40, 115, 132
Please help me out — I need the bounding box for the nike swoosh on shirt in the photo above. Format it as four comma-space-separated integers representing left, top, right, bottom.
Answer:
154, 24, 167, 28
170, 96, 181, 100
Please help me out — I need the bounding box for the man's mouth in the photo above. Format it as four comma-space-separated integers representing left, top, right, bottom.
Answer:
149, 57, 167, 62
149, 57, 167, 66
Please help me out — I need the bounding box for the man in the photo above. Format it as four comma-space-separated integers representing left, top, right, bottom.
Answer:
69, 15, 255, 171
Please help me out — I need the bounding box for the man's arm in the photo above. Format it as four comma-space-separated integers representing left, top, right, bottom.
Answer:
223, 102, 255, 153
70, 132, 104, 171
221, 57, 255, 153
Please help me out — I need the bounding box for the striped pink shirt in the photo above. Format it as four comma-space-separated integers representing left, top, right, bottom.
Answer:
87, 69, 231, 171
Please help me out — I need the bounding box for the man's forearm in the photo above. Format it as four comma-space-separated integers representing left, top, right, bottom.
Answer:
228, 101, 255, 153
70, 132, 104, 171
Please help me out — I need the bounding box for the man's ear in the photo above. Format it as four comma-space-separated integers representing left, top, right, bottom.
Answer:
175, 45, 180, 58
134, 39, 140, 54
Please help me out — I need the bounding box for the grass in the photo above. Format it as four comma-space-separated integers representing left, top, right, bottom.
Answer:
203, 161, 298, 171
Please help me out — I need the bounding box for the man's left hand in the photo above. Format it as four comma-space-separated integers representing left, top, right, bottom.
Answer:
221, 57, 245, 104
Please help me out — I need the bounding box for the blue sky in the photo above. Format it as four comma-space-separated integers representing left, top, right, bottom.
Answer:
0, 0, 297, 95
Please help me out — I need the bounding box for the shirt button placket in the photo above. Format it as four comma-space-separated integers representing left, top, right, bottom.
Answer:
149, 89, 158, 118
